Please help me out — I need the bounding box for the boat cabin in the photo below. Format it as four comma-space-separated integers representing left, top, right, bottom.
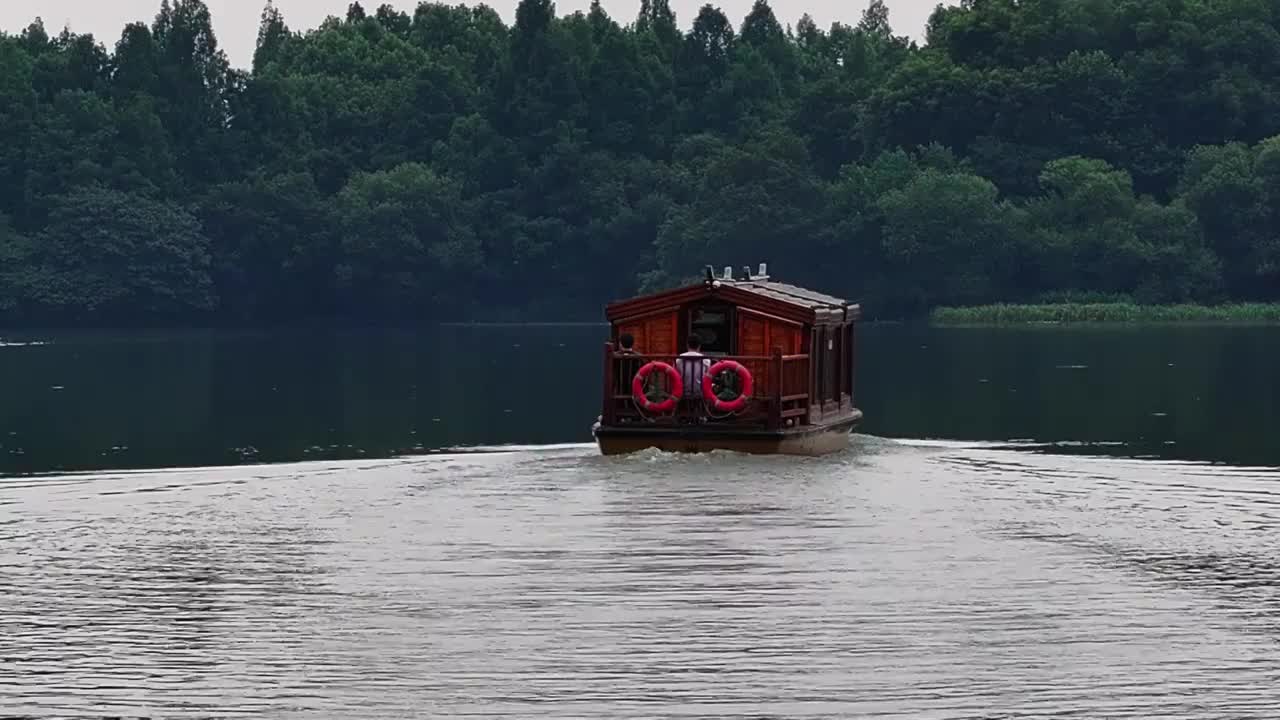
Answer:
599, 264, 860, 437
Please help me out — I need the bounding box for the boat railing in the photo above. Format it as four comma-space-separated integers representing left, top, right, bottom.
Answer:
601, 346, 812, 430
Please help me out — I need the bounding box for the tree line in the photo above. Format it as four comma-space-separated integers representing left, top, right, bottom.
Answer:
1, 0, 1278, 325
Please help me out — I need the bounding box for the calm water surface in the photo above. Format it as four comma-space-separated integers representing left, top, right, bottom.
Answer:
3, 324, 1280, 717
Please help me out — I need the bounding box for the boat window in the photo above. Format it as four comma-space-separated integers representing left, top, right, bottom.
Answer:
689, 307, 732, 354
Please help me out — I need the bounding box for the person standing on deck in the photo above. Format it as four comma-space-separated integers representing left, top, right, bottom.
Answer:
618, 332, 638, 355
676, 334, 712, 418
615, 333, 641, 396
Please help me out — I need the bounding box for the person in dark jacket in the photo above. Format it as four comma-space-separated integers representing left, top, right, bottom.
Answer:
615, 333, 641, 396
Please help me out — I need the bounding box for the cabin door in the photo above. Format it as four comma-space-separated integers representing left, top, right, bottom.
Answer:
826, 328, 839, 403
815, 325, 840, 405
687, 305, 734, 355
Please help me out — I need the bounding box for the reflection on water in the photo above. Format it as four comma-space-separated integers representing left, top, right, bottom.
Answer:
0, 327, 611, 476
859, 324, 1280, 467
2, 323, 1280, 474
3, 438, 1280, 717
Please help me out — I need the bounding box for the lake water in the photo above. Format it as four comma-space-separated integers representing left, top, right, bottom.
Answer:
3, 324, 1280, 717
3, 323, 1280, 473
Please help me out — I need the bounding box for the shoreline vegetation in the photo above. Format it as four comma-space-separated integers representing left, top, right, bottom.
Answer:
930, 303, 1280, 325
4, 0, 1280, 327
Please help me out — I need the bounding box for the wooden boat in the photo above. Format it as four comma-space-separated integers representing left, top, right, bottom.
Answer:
593, 264, 863, 456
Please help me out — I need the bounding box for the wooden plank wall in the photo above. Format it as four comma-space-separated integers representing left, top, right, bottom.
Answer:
737, 311, 801, 356
737, 310, 801, 397
618, 311, 678, 356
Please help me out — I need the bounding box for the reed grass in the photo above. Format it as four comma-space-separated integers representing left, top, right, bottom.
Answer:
929, 302, 1280, 325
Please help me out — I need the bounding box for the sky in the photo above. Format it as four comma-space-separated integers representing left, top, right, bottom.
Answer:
0, 0, 941, 69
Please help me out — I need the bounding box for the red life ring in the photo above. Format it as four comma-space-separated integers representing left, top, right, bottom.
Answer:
632, 361, 683, 412
702, 360, 753, 413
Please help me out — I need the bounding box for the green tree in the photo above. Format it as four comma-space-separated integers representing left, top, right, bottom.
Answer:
0, 35, 37, 224
501, 0, 585, 156
6, 185, 213, 321
676, 4, 736, 135
1029, 156, 1220, 301
0, 213, 28, 312
252, 1, 291, 73
653, 127, 830, 289
151, 0, 234, 188
878, 169, 1020, 310
199, 172, 334, 321
335, 163, 482, 318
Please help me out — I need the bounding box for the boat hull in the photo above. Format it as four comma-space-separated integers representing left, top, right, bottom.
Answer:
594, 409, 862, 457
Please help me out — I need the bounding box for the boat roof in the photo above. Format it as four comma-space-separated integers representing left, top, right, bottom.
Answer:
606, 275, 859, 325
731, 279, 850, 309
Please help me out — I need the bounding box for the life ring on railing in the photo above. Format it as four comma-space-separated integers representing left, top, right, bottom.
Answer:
632, 361, 683, 413
702, 360, 753, 413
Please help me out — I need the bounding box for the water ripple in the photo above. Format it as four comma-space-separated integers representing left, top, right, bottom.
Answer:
2, 439, 1280, 717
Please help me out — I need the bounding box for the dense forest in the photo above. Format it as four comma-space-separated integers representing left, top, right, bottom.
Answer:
1, 0, 1279, 325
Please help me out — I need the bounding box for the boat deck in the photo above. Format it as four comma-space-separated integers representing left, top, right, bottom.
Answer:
595, 408, 862, 456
